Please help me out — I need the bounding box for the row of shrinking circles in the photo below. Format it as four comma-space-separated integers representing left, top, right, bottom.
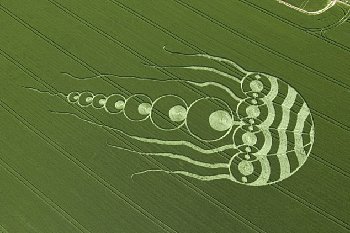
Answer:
66, 78, 265, 135
67, 92, 187, 124
67, 91, 240, 132
67, 78, 268, 183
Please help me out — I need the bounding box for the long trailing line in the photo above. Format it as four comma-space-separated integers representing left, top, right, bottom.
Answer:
36, 0, 345, 193
49, 0, 350, 140
107, 0, 350, 134
0, 0, 346, 217
0, 223, 8, 233
0, 25, 265, 233
0, 36, 344, 233
45, 0, 249, 138
165, 0, 350, 171
38, 0, 350, 230
45, 0, 247, 128
151, 1, 350, 230
0, 49, 177, 233
0, 4, 270, 232
0, 96, 177, 233
2, 2, 349, 230
170, 0, 350, 104
0, 7, 264, 233
1, 0, 241, 165
104, 0, 350, 179
104, 0, 350, 162
0, 2, 348, 231
0, 62, 263, 233
0, 151, 90, 233
44, 0, 350, 183
166, 0, 350, 170
171, 0, 350, 90
61, 0, 350, 184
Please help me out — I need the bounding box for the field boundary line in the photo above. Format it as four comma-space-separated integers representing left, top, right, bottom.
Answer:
43, 1, 350, 230
48, 0, 350, 185
47, 0, 350, 184
167, 1, 350, 230
0, 31, 266, 230
1, 2, 348, 231
0, 224, 8, 233
172, 0, 350, 91
48, 0, 350, 184
0, 52, 265, 232
0, 48, 177, 233
0, 44, 268, 233
238, 0, 350, 53
0, 7, 265, 229
0, 150, 89, 233
105, 0, 350, 179
108, 0, 350, 133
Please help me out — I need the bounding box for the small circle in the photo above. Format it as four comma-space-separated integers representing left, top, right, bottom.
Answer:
92, 94, 107, 109
138, 103, 152, 115
124, 94, 152, 121
246, 105, 260, 118
169, 105, 187, 122
209, 110, 233, 132
238, 160, 254, 176
78, 92, 94, 107
248, 126, 254, 131
242, 132, 257, 146
115, 100, 125, 110
249, 119, 255, 124
251, 99, 258, 104
67, 92, 80, 103
250, 80, 263, 92
99, 99, 107, 105
242, 177, 248, 183
86, 97, 93, 103
245, 154, 251, 160
150, 95, 187, 130
245, 147, 252, 152
104, 94, 125, 114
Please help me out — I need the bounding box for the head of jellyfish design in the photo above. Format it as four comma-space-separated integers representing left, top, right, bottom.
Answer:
228, 72, 315, 186
28, 49, 315, 187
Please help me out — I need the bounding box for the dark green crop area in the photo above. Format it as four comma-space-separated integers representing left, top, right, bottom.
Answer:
0, 0, 349, 232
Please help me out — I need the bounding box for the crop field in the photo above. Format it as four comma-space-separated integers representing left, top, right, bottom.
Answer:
0, 0, 349, 232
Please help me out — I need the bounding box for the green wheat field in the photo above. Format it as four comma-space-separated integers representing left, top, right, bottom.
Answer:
0, 0, 349, 232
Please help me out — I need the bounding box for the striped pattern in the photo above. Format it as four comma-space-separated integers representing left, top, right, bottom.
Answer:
249, 75, 315, 186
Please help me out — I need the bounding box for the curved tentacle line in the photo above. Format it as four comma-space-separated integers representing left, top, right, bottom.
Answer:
26, 47, 315, 186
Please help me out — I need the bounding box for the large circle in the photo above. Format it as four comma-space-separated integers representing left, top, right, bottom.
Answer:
186, 97, 233, 141
169, 105, 187, 122
124, 94, 152, 121
209, 110, 233, 132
